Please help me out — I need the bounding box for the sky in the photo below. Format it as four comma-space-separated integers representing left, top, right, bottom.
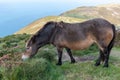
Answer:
0, 0, 120, 37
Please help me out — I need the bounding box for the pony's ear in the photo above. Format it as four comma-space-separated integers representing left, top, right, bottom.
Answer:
30, 35, 37, 44
33, 35, 37, 43
57, 21, 64, 28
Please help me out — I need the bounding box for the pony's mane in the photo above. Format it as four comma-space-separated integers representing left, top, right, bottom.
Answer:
26, 21, 56, 47
26, 35, 35, 47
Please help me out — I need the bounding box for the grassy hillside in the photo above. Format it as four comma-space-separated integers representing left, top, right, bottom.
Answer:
0, 34, 120, 80
16, 16, 84, 34
1, 4, 120, 80
61, 4, 120, 26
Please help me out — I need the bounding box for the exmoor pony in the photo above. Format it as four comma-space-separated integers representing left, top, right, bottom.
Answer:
22, 18, 116, 67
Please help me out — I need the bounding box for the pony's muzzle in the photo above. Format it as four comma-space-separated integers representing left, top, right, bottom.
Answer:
22, 54, 29, 61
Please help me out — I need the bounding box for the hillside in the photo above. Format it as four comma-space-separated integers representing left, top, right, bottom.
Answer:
61, 4, 120, 26
16, 16, 84, 34
0, 34, 120, 80
1, 4, 120, 80
16, 4, 120, 34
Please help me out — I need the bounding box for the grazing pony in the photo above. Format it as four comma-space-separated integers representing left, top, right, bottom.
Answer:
22, 18, 115, 67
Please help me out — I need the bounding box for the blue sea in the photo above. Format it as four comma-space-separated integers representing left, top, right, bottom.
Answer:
0, 0, 118, 37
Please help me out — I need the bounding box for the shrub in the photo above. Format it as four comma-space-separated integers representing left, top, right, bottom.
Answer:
0, 34, 31, 57
0, 58, 52, 80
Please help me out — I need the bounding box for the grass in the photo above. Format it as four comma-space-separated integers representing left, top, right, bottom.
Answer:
56, 47, 120, 80
0, 34, 120, 80
1, 61, 120, 80
50, 60, 120, 80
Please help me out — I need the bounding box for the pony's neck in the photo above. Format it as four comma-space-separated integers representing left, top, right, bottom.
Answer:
49, 26, 57, 44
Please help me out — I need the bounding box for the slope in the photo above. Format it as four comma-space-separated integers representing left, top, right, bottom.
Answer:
61, 4, 120, 26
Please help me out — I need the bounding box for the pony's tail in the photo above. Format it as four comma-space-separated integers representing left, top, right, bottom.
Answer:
108, 24, 116, 51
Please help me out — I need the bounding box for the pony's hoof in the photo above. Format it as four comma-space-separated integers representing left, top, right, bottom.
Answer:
71, 60, 76, 64
56, 62, 62, 66
103, 64, 109, 68
94, 63, 100, 66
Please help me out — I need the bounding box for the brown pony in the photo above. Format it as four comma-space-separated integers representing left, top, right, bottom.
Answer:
22, 18, 116, 67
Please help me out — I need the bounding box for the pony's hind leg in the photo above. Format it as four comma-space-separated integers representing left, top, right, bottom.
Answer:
103, 35, 115, 67
96, 45, 110, 67
103, 47, 110, 67
65, 48, 76, 63
95, 40, 110, 67
95, 49, 105, 66
103, 40, 114, 67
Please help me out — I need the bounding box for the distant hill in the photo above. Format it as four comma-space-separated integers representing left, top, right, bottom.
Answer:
61, 4, 120, 26
16, 4, 120, 34
16, 16, 84, 34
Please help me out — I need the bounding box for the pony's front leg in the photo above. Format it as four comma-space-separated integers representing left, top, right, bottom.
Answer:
56, 47, 63, 65
65, 48, 76, 63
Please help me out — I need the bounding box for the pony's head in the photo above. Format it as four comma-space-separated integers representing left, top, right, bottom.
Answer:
21, 21, 57, 60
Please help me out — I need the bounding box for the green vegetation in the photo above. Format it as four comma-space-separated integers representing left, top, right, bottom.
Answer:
0, 34, 120, 80
0, 34, 57, 80
1, 4, 120, 80
0, 33, 30, 57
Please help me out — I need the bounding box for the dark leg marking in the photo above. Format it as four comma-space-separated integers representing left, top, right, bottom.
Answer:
95, 50, 104, 66
103, 48, 109, 67
65, 48, 76, 63
56, 47, 63, 65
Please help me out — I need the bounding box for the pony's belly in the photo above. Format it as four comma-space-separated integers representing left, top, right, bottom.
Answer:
65, 39, 94, 50
66, 42, 92, 50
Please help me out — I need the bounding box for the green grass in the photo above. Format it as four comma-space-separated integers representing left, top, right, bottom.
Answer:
62, 62, 120, 80
1, 60, 120, 80
0, 33, 30, 57
0, 34, 120, 80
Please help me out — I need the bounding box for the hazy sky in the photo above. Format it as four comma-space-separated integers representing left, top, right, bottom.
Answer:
0, 0, 120, 37
1, 0, 120, 4
0, 0, 120, 3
